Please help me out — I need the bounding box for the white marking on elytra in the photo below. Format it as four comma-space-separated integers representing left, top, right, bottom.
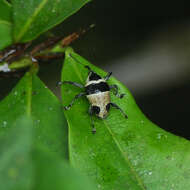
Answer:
85, 79, 105, 86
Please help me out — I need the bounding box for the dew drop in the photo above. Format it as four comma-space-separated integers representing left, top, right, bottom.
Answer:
2, 121, 7, 127
157, 133, 162, 139
133, 160, 138, 166
49, 107, 53, 111
148, 171, 152, 175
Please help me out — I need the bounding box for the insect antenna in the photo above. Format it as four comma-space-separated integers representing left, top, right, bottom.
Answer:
69, 54, 92, 71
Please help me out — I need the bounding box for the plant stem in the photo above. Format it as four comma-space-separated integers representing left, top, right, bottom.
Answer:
8, 57, 33, 70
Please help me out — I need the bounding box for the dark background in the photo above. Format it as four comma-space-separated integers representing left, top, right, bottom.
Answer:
1, 0, 190, 139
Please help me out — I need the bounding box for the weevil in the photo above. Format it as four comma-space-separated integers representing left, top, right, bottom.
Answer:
58, 59, 128, 133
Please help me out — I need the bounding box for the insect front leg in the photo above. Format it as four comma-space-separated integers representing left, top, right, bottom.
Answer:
104, 72, 112, 81
56, 81, 84, 88
64, 92, 86, 110
109, 102, 128, 118
84, 65, 92, 72
110, 84, 125, 99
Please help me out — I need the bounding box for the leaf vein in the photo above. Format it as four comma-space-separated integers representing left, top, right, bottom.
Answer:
103, 120, 146, 190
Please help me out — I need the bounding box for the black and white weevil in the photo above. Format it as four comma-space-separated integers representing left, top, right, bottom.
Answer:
59, 63, 128, 133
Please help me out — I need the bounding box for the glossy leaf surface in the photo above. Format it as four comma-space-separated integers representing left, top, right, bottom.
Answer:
61, 48, 190, 190
0, 0, 11, 22
13, 0, 90, 42
0, 0, 12, 50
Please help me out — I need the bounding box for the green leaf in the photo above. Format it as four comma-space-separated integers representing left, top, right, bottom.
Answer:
33, 145, 96, 190
13, 0, 90, 43
0, 116, 96, 190
0, 116, 34, 190
0, 0, 12, 22
0, 70, 68, 158
61, 48, 190, 190
0, 0, 12, 50
0, 22, 12, 50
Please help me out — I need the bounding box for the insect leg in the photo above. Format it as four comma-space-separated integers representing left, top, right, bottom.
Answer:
109, 102, 128, 118
57, 81, 84, 88
64, 92, 86, 110
109, 84, 125, 98
84, 65, 93, 72
104, 72, 112, 81
89, 106, 96, 134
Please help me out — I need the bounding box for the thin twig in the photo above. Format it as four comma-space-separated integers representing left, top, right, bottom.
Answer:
0, 24, 95, 78
30, 36, 63, 56
34, 52, 65, 61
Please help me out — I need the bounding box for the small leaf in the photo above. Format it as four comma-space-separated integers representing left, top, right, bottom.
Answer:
0, 0, 12, 50
13, 0, 91, 43
0, 70, 68, 158
61, 48, 190, 190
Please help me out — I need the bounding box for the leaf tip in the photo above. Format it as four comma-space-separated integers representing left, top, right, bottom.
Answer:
65, 47, 74, 58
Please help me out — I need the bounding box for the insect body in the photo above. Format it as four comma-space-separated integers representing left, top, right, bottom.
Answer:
85, 70, 111, 119
59, 64, 128, 133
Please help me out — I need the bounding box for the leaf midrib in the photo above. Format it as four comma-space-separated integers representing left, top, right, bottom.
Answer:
15, 0, 48, 42
26, 73, 33, 117
103, 120, 146, 189
71, 58, 146, 190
